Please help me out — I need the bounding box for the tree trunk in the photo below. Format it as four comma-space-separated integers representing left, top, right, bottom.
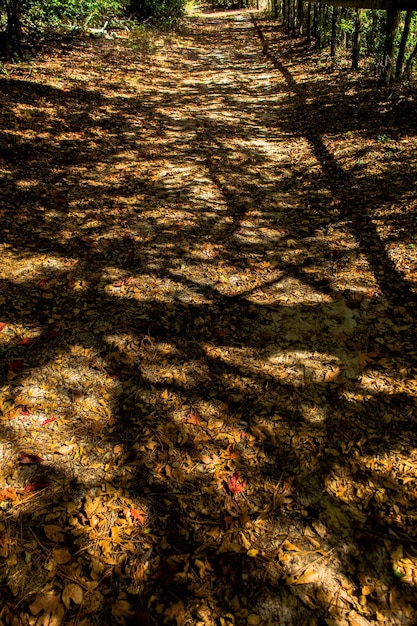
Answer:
306, 1, 312, 42
395, 10, 413, 81
330, 6, 338, 56
352, 8, 362, 69
404, 39, 417, 76
0, 0, 22, 59
313, 2, 319, 44
379, 8, 400, 85
297, 0, 304, 34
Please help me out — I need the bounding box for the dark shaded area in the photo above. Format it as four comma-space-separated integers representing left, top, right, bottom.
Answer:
0, 12, 417, 625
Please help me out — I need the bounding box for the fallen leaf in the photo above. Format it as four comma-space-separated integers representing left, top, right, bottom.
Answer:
41, 417, 57, 426
7, 360, 25, 373
44, 525, 65, 542
20, 337, 36, 345
287, 569, 320, 585
53, 548, 72, 564
25, 476, 50, 491
226, 471, 246, 495
29, 594, 65, 626
19, 452, 43, 464
130, 508, 145, 524
182, 410, 200, 424
164, 601, 185, 626
62, 583, 83, 608
0, 487, 17, 501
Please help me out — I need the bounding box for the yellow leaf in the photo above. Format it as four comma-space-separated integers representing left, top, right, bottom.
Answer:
282, 539, 301, 551
62, 584, 83, 609
247, 549, 259, 558
312, 520, 327, 538
287, 569, 320, 586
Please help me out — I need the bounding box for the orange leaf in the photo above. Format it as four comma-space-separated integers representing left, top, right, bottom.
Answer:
130, 508, 145, 524
182, 411, 200, 424
0, 487, 17, 501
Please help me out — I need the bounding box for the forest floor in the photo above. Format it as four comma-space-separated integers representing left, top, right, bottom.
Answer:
0, 8, 417, 626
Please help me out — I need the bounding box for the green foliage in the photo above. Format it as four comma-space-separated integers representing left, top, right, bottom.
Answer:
21, 0, 127, 29
126, 23, 157, 52
127, 0, 185, 26
208, 0, 251, 9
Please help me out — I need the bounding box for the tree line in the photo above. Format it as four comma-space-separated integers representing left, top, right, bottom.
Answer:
1, 0, 416, 86
267, 0, 417, 84
0, 0, 185, 60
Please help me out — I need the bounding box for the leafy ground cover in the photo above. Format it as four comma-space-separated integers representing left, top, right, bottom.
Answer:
0, 9, 417, 625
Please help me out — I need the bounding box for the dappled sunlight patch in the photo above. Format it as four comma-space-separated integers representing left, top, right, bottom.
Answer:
0, 9, 416, 626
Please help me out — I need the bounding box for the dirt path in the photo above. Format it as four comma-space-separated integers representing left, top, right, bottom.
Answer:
0, 11, 417, 626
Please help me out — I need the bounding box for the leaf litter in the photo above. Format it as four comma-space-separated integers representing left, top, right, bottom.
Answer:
0, 8, 417, 626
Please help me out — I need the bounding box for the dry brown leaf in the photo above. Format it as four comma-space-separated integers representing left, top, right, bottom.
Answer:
52, 548, 72, 564
164, 601, 186, 626
62, 584, 84, 609
29, 594, 65, 626
44, 525, 65, 543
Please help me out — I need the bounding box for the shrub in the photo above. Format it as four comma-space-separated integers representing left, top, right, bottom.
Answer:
127, 0, 185, 26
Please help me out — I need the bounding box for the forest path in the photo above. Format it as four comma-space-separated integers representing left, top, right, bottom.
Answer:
0, 10, 417, 626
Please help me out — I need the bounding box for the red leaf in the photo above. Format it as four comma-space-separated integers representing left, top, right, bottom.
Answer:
0, 322, 6, 332
41, 417, 56, 426
8, 360, 25, 373
19, 453, 43, 465
182, 411, 200, 424
20, 337, 35, 346
130, 508, 145, 524
215, 329, 228, 337
227, 472, 246, 495
37, 279, 48, 287
21, 407, 30, 417
44, 325, 61, 339
25, 476, 50, 491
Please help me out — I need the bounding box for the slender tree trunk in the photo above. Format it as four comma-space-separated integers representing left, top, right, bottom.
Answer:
395, 10, 413, 81
313, 2, 319, 43
352, 9, 362, 69
282, 0, 287, 24
380, 8, 400, 86
290, 0, 296, 32
330, 6, 338, 56
306, 1, 312, 43
368, 8, 378, 54
297, 0, 303, 35
404, 39, 417, 76
1, 0, 22, 59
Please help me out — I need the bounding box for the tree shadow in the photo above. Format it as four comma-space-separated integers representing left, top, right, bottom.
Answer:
1, 12, 417, 626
